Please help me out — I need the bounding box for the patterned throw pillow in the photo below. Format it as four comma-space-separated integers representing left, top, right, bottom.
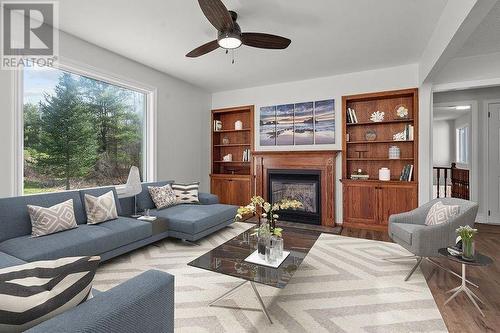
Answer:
84, 191, 118, 224
0, 256, 100, 332
172, 182, 200, 204
148, 184, 177, 209
425, 201, 460, 226
28, 199, 78, 237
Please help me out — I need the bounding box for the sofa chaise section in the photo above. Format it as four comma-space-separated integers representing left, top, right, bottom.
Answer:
152, 203, 237, 241
25, 270, 175, 333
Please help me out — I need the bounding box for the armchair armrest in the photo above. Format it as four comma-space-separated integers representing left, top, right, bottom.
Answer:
26, 270, 174, 333
199, 192, 219, 205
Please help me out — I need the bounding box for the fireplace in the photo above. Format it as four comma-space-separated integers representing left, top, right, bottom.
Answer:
268, 169, 321, 225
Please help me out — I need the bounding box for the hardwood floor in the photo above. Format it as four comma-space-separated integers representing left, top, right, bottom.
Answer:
341, 223, 500, 333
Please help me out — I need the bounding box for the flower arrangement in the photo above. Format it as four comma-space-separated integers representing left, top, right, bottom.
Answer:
456, 225, 478, 260
235, 195, 303, 236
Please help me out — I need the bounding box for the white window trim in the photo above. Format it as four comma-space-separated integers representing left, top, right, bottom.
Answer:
13, 57, 157, 196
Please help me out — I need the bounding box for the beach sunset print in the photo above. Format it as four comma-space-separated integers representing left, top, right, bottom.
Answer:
259, 106, 276, 146
294, 102, 314, 145
276, 104, 294, 145
314, 99, 335, 144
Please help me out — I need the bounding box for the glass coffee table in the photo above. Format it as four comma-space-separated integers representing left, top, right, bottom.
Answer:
188, 225, 321, 324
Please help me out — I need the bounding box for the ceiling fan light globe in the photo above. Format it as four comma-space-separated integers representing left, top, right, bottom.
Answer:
218, 37, 242, 49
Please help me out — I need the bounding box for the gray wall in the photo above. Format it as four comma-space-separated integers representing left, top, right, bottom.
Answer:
434, 86, 500, 219
432, 120, 454, 167
0, 30, 211, 197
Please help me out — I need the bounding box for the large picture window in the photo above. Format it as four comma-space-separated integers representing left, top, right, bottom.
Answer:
22, 66, 148, 194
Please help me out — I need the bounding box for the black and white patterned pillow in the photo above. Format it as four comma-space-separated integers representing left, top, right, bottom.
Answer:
0, 256, 100, 332
28, 199, 78, 237
172, 182, 200, 204
148, 184, 177, 209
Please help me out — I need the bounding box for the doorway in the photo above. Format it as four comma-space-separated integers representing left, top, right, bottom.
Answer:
487, 101, 500, 223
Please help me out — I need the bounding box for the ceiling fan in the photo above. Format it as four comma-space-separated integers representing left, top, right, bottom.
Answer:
186, 0, 291, 58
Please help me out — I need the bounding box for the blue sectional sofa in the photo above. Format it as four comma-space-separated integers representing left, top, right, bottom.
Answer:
0, 181, 237, 332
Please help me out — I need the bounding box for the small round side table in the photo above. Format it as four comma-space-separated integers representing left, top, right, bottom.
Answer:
438, 248, 493, 317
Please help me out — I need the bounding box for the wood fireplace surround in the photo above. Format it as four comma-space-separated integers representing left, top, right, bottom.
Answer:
253, 151, 339, 227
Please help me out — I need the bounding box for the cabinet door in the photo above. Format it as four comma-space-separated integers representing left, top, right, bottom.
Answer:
211, 178, 232, 204
229, 178, 251, 206
343, 183, 378, 225
378, 184, 418, 226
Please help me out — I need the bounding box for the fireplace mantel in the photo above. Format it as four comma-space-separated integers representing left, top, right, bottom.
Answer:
252, 150, 340, 226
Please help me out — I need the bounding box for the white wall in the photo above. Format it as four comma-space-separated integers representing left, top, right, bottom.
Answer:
433, 120, 454, 167
212, 64, 420, 224
0, 30, 211, 198
433, 86, 500, 219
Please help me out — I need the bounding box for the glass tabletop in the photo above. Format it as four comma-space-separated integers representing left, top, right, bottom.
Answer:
438, 248, 493, 266
188, 225, 321, 289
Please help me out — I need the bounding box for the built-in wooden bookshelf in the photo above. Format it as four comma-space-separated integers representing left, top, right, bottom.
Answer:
341, 88, 419, 231
210, 105, 254, 206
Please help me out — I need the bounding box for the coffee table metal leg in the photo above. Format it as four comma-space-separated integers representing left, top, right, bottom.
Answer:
208, 280, 273, 324
209, 280, 248, 306
250, 282, 273, 324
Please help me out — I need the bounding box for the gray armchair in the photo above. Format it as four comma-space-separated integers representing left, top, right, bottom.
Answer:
387, 198, 478, 281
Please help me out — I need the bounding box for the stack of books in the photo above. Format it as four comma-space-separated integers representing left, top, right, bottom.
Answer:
346, 108, 359, 124
399, 164, 414, 181
405, 124, 414, 140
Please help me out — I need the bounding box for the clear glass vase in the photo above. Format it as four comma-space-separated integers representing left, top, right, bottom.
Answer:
462, 238, 475, 261
257, 221, 270, 260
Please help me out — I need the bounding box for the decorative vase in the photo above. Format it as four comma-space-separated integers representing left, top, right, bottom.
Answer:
388, 146, 400, 159
462, 238, 475, 261
266, 235, 278, 263
235, 120, 243, 130
257, 222, 270, 260
379, 167, 391, 181
275, 236, 284, 259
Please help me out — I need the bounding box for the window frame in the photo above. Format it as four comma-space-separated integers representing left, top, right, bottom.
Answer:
14, 59, 157, 196
456, 124, 470, 165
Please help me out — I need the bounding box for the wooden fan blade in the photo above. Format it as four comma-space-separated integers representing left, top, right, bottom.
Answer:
242, 33, 291, 49
186, 40, 220, 57
198, 0, 234, 31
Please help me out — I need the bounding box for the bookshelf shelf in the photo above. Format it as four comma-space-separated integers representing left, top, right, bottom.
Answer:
346, 119, 414, 126
346, 157, 414, 161
342, 88, 419, 231
213, 129, 251, 133
214, 144, 251, 147
347, 140, 413, 144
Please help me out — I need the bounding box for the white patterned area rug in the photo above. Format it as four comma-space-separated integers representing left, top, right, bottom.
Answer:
94, 222, 447, 333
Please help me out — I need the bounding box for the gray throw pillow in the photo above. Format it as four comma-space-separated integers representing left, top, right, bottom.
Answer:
28, 199, 78, 237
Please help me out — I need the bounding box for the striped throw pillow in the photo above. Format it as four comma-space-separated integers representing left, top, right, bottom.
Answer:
0, 256, 100, 332
172, 182, 200, 204
28, 199, 78, 237
84, 190, 118, 224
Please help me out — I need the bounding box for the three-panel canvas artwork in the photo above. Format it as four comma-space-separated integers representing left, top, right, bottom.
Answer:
260, 99, 335, 146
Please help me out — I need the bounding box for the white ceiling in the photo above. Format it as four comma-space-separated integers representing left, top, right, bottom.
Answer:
58, 0, 447, 92
433, 106, 470, 121
455, 1, 500, 58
